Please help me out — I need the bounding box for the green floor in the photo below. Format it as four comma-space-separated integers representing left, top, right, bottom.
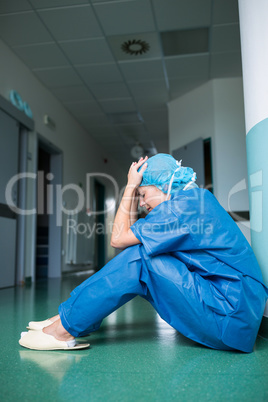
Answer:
0, 272, 267, 402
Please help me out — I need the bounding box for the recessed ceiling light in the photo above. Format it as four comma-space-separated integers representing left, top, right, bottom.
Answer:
121, 39, 150, 56
131, 144, 144, 158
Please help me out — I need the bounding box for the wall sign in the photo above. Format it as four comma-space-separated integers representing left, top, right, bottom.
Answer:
9, 90, 33, 119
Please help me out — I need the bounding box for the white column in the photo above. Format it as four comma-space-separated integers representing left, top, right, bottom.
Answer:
239, 0, 268, 319
238, 0, 268, 133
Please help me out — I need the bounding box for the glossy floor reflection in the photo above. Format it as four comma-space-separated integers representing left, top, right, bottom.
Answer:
1, 273, 268, 402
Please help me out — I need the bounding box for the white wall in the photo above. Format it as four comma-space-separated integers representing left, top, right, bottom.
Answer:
168, 81, 215, 152
0, 39, 125, 276
212, 78, 249, 212
168, 78, 250, 242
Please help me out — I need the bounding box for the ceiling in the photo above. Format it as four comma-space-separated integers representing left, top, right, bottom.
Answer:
0, 0, 242, 170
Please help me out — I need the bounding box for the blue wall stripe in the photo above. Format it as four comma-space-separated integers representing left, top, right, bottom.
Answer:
246, 118, 268, 285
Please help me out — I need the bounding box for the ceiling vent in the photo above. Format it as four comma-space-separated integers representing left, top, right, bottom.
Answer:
121, 39, 150, 56
161, 28, 209, 57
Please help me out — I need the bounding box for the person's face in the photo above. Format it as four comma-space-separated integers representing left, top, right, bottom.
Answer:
138, 186, 167, 212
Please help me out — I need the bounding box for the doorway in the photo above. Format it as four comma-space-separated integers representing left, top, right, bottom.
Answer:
36, 147, 50, 279
203, 138, 213, 193
36, 138, 62, 280
94, 180, 105, 270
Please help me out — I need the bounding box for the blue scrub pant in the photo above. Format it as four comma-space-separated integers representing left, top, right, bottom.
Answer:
59, 245, 233, 350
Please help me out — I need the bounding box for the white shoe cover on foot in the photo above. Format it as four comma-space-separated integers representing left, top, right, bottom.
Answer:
27, 319, 53, 330
19, 330, 90, 351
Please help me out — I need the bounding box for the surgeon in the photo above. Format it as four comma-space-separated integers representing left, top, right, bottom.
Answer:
19, 154, 268, 352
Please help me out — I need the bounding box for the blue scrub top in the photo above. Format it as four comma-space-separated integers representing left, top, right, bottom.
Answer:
131, 188, 268, 352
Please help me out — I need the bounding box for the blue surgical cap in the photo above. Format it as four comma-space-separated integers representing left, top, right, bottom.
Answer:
139, 153, 197, 194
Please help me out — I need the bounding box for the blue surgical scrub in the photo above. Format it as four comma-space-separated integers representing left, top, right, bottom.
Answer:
59, 189, 268, 352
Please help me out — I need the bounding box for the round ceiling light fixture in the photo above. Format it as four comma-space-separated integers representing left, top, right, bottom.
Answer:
121, 39, 150, 56
130, 144, 144, 159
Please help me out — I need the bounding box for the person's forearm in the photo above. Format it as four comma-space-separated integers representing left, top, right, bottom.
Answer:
111, 184, 136, 243
110, 156, 147, 249
129, 190, 139, 226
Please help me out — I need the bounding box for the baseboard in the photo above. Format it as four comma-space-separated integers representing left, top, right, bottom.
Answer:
258, 316, 268, 340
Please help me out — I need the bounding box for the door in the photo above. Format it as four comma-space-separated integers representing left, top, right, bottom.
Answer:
0, 109, 19, 288
0, 109, 19, 205
36, 138, 63, 279
36, 147, 50, 279
0, 217, 17, 287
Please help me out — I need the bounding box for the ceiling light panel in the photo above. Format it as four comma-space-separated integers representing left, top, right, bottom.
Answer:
153, 0, 211, 31
0, 12, 53, 46
37, 5, 102, 41
161, 28, 209, 57
59, 38, 115, 65
93, 0, 156, 36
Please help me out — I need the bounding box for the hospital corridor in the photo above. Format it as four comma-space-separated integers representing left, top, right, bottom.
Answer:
0, 0, 268, 401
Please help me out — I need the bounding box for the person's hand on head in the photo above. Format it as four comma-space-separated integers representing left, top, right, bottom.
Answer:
127, 156, 148, 188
